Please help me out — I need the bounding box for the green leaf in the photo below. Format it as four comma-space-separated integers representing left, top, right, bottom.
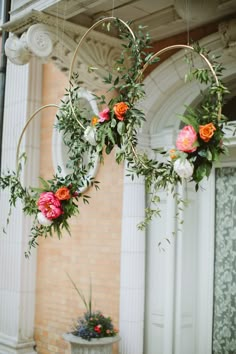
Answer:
114, 76, 119, 86
111, 119, 117, 128
38, 177, 50, 191
105, 144, 114, 155
178, 114, 199, 132
194, 161, 212, 182
206, 149, 212, 161
117, 121, 125, 135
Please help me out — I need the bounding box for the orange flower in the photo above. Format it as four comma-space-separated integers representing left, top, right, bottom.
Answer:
169, 149, 177, 159
199, 123, 216, 142
113, 102, 129, 121
91, 116, 99, 125
55, 186, 71, 200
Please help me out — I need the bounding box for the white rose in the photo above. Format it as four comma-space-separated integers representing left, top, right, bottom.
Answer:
174, 158, 194, 179
84, 126, 96, 146
37, 212, 53, 227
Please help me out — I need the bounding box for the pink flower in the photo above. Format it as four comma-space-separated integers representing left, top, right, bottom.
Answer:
99, 107, 110, 122
37, 192, 63, 220
176, 125, 198, 153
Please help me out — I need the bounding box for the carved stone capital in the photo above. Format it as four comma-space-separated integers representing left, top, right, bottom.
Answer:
3, 11, 122, 90
5, 23, 54, 65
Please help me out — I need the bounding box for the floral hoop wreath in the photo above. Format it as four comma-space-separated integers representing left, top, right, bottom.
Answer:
0, 17, 229, 256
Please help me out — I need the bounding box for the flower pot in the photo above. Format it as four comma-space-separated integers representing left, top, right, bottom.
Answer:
63, 333, 120, 354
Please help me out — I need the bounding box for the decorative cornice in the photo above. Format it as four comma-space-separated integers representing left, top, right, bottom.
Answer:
2, 11, 123, 89
10, 0, 107, 21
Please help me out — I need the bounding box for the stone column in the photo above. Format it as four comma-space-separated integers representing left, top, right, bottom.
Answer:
119, 171, 146, 354
0, 57, 42, 354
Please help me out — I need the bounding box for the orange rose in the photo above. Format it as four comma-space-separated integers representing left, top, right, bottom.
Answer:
113, 102, 129, 121
55, 187, 71, 200
199, 123, 216, 142
91, 116, 99, 126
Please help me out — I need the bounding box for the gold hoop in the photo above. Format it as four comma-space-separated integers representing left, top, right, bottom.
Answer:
16, 104, 60, 170
69, 16, 136, 81
16, 21, 222, 171
138, 44, 222, 120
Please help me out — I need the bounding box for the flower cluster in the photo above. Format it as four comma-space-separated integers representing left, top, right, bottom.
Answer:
73, 311, 118, 341
67, 273, 118, 341
170, 111, 227, 185
84, 102, 130, 147
37, 186, 76, 226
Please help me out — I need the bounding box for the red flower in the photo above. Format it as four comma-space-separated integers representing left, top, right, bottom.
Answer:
94, 325, 102, 333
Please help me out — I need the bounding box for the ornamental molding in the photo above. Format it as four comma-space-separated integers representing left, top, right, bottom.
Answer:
10, 0, 107, 20
219, 17, 236, 57
2, 10, 122, 90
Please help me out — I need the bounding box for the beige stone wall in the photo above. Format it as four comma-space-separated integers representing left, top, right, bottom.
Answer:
34, 63, 123, 354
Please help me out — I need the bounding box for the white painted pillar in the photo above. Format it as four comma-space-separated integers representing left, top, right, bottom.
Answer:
195, 175, 215, 354
162, 191, 177, 354
0, 57, 42, 354
119, 171, 146, 354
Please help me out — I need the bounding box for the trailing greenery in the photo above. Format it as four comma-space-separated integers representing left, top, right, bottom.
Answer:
0, 18, 230, 255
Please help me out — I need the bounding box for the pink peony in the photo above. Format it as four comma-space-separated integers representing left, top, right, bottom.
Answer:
37, 192, 63, 220
176, 125, 198, 153
99, 107, 110, 122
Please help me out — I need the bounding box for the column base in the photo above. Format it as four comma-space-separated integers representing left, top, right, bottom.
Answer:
0, 333, 36, 354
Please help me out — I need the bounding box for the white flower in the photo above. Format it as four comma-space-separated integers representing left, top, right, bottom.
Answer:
84, 126, 96, 146
174, 158, 194, 179
37, 212, 53, 227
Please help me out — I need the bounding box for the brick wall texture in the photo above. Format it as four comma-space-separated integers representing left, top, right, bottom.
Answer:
34, 62, 123, 354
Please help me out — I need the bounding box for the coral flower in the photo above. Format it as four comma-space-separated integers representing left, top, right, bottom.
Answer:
55, 186, 71, 200
91, 116, 99, 125
169, 149, 177, 159
176, 125, 198, 153
37, 192, 63, 220
113, 102, 129, 121
199, 122, 216, 142
99, 107, 110, 122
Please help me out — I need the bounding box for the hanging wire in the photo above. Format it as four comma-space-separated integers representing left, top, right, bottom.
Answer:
185, 0, 190, 45
112, 0, 115, 17
61, 1, 67, 60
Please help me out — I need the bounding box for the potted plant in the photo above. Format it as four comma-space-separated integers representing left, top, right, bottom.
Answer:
63, 274, 120, 354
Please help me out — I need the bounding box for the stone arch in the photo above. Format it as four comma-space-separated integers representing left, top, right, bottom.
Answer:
119, 30, 236, 354
139, 32, 236, 148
